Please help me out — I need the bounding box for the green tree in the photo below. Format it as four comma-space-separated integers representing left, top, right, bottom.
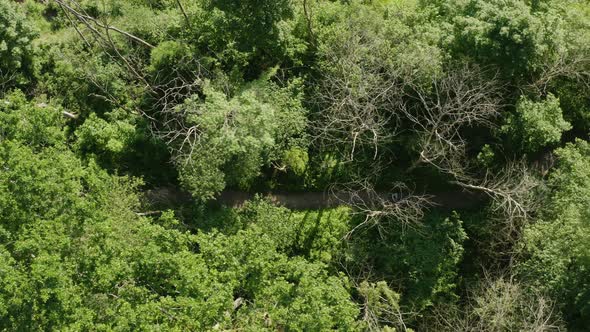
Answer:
73, 109, 173, 182
176, 75, 306, 199
0, 98, 358, 331
345, 211, 467, 313
0, 90, 64, 148
502, 94, 571, 153
444, 0, 564, 80
0, 0, 37, 89
176, 0, 295, 78
518, 139, 590, 328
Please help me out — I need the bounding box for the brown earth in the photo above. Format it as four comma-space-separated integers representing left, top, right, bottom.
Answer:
146, 187, 484, 211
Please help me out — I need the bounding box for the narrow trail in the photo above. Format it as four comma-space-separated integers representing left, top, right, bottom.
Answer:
147, 187, 485, 210
218, 190, 483, 210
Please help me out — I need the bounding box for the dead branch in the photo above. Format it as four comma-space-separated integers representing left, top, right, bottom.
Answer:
528, 50, 590, 96
54, 0, 155, 48
175, 0, 191, 27
332, 180, 434, 239
451, 161, 542, 225
62, 111, 78, 119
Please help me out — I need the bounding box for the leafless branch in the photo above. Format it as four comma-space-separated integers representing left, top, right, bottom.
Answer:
450, 161, 544, 264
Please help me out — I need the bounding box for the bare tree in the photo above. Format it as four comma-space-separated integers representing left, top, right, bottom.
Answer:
528, 50, 590, 97
397, 67, 549, 237
452, 161, 542, 225
314, 55, 511, 230
403, 66, 503, 178
308, 16, 440, 230
427, 273, 564, 332
311, 19, 405, 163
451, 161, 545, 265
146, 55, 208, 164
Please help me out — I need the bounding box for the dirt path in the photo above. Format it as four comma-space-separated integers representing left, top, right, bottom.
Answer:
218, 190, 482, 210
147, 187, 484, 210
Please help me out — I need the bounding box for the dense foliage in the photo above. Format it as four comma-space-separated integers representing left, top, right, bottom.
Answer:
1, 0, 589, 330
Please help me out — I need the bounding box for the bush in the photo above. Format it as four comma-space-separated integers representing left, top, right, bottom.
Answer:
0, 90, 64, 148
0, 0, 37, 88
502, 94, 571, 153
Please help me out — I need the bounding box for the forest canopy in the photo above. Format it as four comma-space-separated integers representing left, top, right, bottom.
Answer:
1, 0, 590, 330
